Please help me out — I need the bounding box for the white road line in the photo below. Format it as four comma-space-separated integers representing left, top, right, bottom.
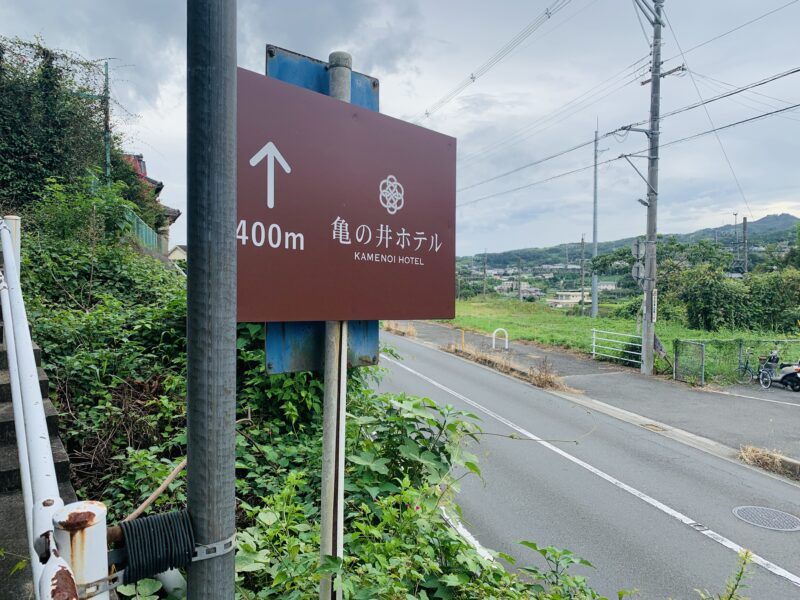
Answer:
706, 389, 800, 408
382, 354, 800, 589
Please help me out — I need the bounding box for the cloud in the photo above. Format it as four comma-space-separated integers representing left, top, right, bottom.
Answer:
1, 0, 797, 251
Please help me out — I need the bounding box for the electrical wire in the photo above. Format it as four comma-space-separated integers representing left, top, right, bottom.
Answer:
458, 137, 598, 192
457, 103, 800, 208
691, 70, 798, 110
663, 9, 753, 218
691, 75, 800, 123
631, 0, 652, 48
661, 0, 800, 66
458, 66, 800, 193
415, 0, 572, 122
458, 55, 650, 165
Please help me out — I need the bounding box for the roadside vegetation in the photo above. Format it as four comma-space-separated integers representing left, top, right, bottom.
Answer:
451, 232, 800, 381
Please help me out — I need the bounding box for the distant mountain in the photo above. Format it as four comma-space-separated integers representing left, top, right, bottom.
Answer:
680, 213, 798, 243
463, 213, 798, 269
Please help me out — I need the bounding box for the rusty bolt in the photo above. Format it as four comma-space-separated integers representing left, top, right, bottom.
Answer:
267, 47, 276, 58
42, 499, 54, 507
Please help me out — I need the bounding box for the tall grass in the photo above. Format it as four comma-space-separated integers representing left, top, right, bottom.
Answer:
445, 297, 795, 377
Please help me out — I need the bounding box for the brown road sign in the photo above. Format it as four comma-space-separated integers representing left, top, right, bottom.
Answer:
237, 68, 456, 322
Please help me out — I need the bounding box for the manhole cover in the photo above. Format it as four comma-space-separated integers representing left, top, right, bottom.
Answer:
732, 506, 800, 531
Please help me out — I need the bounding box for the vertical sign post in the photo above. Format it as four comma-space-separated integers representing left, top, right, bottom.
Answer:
237, 46, 455, 600
320, 51, 351, 600
186, 1, 237, 598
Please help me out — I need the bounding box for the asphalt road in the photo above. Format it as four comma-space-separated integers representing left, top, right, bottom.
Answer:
410, 320, 800, 460
378, 332, 800, 599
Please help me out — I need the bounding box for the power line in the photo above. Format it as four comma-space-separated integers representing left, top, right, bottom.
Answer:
457, 1, 799, 168
458, 55, 650, 165
691, 70, 800, 113
457, 102, 800, 208
415, 0, 572, 122
627, 65, 800, 127
458, 66, 800, 193
631, 0, 652, 47
457, 137, 597, 192
661, 0, 800, 65
663, 9, 754, 218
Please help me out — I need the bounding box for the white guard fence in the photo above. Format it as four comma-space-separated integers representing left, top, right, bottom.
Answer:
591, 329, 642, 366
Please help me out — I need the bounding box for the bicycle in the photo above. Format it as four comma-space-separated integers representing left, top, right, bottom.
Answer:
736, 348, 774, 389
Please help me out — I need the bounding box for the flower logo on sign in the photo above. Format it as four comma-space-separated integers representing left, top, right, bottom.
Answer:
379, 175, 404, 215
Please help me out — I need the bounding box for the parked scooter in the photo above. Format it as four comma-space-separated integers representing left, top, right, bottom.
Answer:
761, 350, 800, 391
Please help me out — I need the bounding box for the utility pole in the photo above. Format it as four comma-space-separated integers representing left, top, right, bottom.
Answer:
742, 216, 748, 273
186, 1, 237, 598
483, 251, 487, 297
640, 0, 664, 376
518, 257, 523, 302
733, 212, 739, 259
580, 234, 586, 315
102, 61, 111, 184
591, 127, 599, 318
319, 51, 352, 600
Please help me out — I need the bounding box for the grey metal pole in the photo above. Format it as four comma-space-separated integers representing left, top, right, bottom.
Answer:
518, 257, 522, 302
186, 1, 237, 598
591, 128, 599, 318
320, 50, 351, 600
641, 0, 663, 376
742, 217, 748, 273
733, 212, 739, 259
580, 234, 585, 315
103, 61, 111, 184
483, 252, 487, 297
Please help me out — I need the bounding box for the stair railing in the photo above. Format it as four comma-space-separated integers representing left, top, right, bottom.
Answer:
1, 218, 109, 600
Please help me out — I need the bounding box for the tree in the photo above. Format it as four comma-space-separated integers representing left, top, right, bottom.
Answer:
679, 265, 748, 331
0, 38, 105, 212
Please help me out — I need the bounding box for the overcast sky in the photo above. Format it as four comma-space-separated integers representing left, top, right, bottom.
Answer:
2, 1, 798, 255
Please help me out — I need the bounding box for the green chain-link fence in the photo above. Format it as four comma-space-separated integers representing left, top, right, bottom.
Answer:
674, 338, 800, 385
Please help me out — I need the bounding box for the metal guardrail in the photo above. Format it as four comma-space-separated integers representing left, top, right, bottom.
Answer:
124, 207, 159, 252
591, 329, 642, 366
1, 218, 110, 599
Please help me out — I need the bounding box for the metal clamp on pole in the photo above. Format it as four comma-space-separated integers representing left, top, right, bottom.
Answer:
192, 533, 237, 562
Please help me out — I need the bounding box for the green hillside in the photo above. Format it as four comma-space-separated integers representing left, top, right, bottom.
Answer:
463, 213, 798, 268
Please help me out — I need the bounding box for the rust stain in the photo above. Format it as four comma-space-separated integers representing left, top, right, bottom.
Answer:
69, 528, 86, 579
50, 566, 78, 600
58, 510, 95, 531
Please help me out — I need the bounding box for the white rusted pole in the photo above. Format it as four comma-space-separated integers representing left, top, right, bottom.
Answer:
52, 501, 109, 600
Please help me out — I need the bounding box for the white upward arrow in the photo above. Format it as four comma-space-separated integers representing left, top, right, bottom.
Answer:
249, 141, 291, 209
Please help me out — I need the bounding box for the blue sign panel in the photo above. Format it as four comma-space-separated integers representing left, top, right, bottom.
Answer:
263, 45, 380, 374
265, 45, 379, 112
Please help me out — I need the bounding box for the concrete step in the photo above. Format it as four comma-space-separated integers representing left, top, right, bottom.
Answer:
0, 367, 49, 403
0, 481, 77, 600
0, 398, 59, 444
0, 343, 42, 369
0, 436, 70, 494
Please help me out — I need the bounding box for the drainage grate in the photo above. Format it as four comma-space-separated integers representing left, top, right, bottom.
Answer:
732, 506, 800, 531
